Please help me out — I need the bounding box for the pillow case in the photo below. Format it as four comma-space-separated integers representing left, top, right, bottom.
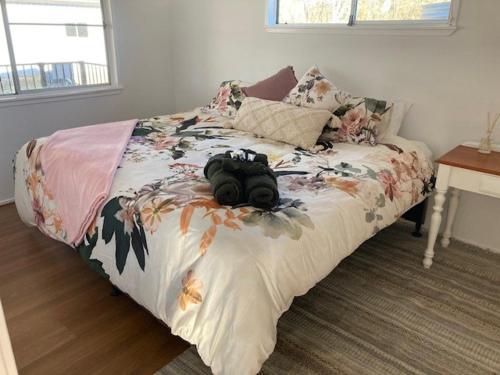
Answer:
242, 66, 298, 101
283, 66, 341, 112
232, 97, 332, 150
378, 101, 412, 140
321, 92, 394, 146
206, 80, 246, 118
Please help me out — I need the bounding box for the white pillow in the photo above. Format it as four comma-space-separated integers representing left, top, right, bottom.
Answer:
232, 97, 332, 149
378, 101, 412, 140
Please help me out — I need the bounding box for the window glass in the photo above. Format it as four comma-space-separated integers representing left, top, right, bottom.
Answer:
275, 0, 453, 25
77, 24, 88, 37
6, 0, 109, 91
0, 7, 15, 95
65, 24, 76, 37
6, 0, 103, 25
278, 0, 352, 24
356, 0, 451, 22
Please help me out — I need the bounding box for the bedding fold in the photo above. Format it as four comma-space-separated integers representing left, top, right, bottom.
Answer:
39, 119, 137, 246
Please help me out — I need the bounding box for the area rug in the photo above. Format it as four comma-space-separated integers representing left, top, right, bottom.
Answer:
157, 222, 500, 375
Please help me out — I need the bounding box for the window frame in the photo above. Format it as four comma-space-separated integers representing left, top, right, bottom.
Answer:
266, 0, 460, 36
0, 0, 120, 103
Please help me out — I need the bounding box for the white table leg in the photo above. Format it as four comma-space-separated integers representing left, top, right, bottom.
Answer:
441, 189, 460, 248
423, 165, 451, 269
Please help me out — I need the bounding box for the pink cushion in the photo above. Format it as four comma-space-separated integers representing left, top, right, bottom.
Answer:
242, 66, 298, 101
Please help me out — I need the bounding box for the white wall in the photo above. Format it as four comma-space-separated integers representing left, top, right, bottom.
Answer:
169, 0, 500, 252
0, 0, 174, 203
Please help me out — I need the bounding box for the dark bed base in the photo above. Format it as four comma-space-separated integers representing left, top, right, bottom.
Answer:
402, 198, 428, 238
111, 285, 123, 297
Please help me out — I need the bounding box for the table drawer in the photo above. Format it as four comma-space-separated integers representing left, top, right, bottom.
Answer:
449, 167, 500, 198
479, 174, 500, 197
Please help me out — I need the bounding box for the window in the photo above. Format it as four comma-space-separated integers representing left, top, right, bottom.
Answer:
268, 0, 459, 34
66, 24, 89, 37
0, 0, 115, 97
0, 5, 14, 95
277, 0, 352, 24
65, 24, 77, 37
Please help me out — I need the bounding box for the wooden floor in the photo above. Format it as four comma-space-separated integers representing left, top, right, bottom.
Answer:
0, 204, 189, 375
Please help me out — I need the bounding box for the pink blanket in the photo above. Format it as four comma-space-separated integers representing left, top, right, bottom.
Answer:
40, 119, 138, 246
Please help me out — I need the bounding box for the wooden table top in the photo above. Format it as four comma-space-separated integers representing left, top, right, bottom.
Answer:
437, 145, 500, 177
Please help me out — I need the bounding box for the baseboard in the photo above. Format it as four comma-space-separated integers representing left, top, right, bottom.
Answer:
400, 218, 500, 254
451, 235, 500, 255
0, 198, 14, 206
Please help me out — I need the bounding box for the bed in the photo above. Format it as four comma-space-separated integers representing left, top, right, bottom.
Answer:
14, 107, 434, 375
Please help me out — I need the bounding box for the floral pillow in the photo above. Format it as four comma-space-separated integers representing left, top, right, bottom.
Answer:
206, 80, 246, 118
320, 92, 394, 146
283, 66, 341, 112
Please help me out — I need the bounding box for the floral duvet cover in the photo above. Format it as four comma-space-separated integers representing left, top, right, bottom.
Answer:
15, 108, 434, 375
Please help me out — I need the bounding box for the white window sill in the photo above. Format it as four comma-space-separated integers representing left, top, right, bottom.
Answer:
265, 24, 457, 36
0, 85, 123, 108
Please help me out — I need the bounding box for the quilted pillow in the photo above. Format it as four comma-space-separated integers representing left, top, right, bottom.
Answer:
321, 91, 394, 146
232, 97, 332, 149
206, 80, 246, 118
283, 66, 341, 112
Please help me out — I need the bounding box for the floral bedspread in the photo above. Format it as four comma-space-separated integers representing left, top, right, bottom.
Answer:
15, 108, 434, 375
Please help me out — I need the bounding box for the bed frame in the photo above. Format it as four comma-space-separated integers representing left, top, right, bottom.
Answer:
402, 198, 428, 238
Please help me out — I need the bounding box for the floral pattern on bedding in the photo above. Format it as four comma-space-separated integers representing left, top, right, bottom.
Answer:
22, 110, 434, 276
23, 110, 433, 275
204, 80, 246, 118
19, 108, 434, 375
22, 140, 67, 242
321, 94, 394, 146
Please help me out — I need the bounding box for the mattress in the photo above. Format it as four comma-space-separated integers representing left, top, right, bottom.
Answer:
14, 107, 434, 375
